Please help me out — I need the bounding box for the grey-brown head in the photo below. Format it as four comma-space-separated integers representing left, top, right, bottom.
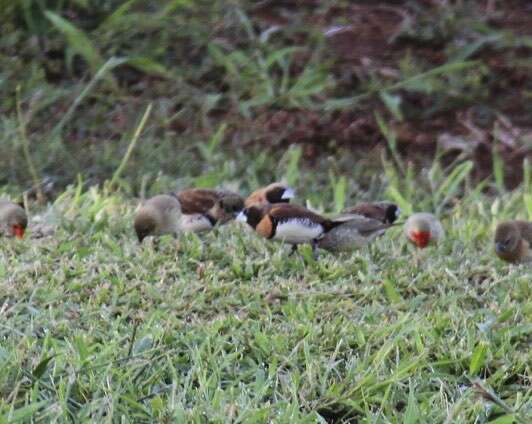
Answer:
133, 195, 180, 242
206, 193, 245, 226
134, 210, 158, 242
220, 194, 245, 217
404, 213, 442, 248
494, 221, 520, 256
0, 201, 27, 238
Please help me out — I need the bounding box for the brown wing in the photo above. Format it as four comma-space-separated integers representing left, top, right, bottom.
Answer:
516, 220, 532, 244
344, 203, 387, 222
215, 189, 242, 199
175, 189, 218, 214
332, 214, 392, 236
245, 186, 271, 208
268, 204, 327, 225
245, 190, 266, 208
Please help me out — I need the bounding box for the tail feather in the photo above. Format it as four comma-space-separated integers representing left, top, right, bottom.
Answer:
324, 213, 398, 234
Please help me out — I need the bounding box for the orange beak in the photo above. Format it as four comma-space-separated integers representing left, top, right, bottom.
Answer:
410, 230, 430, 248
13, 224, 25, 239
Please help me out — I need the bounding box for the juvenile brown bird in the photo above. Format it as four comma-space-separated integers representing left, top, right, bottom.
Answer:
317, 214, 394, 252
494, 220, 532, 263
0, 200, 27, 239
134, 194, 181, 242
244, 182, 295, 208
344, 201, 400, 224
236, 203, 352, 255
404, 213, 444, 248
174, 188, 244, 233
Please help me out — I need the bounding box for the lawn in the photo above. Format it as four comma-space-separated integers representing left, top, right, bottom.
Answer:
1, 0, 531, 422
1, 159, 530, 422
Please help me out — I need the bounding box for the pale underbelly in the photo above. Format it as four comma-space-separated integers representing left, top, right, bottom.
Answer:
180, 214, 213, 233
273, 221, 323, 244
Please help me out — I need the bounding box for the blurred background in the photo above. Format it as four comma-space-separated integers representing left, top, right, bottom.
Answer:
1, 0, 531, 198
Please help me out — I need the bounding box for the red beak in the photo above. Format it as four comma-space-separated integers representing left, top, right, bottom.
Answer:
410, 230, 430, 248
13, 224, 25, 239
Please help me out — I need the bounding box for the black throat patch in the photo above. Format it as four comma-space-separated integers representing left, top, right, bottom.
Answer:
245, 207, 264, 229
266, 187, 289, 204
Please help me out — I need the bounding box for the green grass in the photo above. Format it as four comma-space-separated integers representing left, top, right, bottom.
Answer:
0, 161, 530, 422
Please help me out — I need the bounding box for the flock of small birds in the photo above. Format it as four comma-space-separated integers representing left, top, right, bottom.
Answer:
3, 182, 529, 263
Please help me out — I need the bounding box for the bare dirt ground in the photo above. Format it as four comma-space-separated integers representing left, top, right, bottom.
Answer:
240, 0, 532, 188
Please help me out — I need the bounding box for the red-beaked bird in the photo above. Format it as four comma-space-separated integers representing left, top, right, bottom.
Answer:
0, 200, 27, 239
134, 194, 181, 242
494, 220, 532, 263
404, 213, 444, 248
174, 188, 244, 233
244, 182, 295, 208
236, 203, 363, 256
344, 201, 400, 224
317, 213, 395, 252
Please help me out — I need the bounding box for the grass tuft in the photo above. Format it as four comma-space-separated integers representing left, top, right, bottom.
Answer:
1, 160, 530, 422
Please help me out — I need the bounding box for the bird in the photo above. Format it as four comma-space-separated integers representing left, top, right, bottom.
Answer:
317, 213, 395, 252
236, 203, 356, 256
0, 200, 27, 239
173, 188, 244, 233
404, 213, 444, 248
344, 201, 400, 224
134, 194, 181, 242
244, 182, 295, 208
494, 220, 532, 263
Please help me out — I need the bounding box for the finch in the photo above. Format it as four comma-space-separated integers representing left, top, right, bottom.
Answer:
0, 200, 27, 239
237, 203, 383, 256
404, 213, 444, 248
494, 220, 532, 263
344, 201, 400, 224
173, 188, 244, 233
134, 194, 181, 242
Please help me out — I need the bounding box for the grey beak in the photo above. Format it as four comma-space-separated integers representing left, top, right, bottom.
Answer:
281, 187, 295, 200
235, 211, 247, 223
495, 242, 505, 253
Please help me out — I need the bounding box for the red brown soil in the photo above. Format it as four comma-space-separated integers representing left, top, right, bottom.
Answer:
241, 0, 532, 188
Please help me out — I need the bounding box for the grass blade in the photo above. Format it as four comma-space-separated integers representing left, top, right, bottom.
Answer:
52, 56, 127, 138
44, 11, 103, 74
434, 160, 473, 213
469, 342, 488, 375
110, 103, 153, 189
383, 279, 403, 304
32, 355, 56, 380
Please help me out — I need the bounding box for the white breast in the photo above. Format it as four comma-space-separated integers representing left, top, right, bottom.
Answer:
274, 219, 324, 244
180, 214, 213, 233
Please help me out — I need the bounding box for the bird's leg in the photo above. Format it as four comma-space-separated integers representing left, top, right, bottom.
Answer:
311, 240, 319, 260
289, 244, 298, 256
413, 247, 421, 268
173, 232, 181, 251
